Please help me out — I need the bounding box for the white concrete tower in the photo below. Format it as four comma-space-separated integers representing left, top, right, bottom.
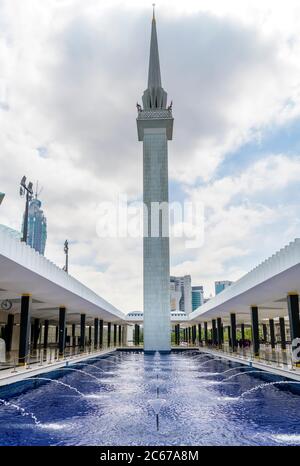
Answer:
137, 8, 173, 352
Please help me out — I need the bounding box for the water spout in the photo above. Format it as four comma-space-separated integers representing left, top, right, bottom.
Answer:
76, 363, 106, 374
240, 381, 300, 399
25, 377, 85, 396
58, 367, 101, 382
148, 398, 166, 431
0, 399, 40, 426
223, 371, 263, 382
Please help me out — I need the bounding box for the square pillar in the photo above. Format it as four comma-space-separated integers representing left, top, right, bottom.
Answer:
118, 325, 122, 346
80, 314, 86, 351
241, 323, 245, 345
269, 319, 276, 349
43, 320, 49, 349
192, 325, 196, 344
262, 323, 268, 343
5, 314, 14, 352
72, 324, 76, 347
279, 317, 286, 350
134, 324, 140, 346
230, 313, 237, 351
58, 307, 66, 356
251, 306, 260, 357
198, 323, 202, 344
18, 295, 32, 365
94, 318, 99, 349
204, 322, 208, 344
114, 324, 117, 346
33, 318, 40, 350
217, 318, 222, 347
99, 320, 103, 348
228, 326, 231, 346
212, 320, 217, 346
107, 322, 111, 347
287, 294, 300, 342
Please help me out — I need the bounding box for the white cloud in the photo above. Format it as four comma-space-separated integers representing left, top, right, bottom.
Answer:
1, 1, 300, 310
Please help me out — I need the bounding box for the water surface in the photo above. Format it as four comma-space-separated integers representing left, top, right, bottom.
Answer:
0, 351, 299, 446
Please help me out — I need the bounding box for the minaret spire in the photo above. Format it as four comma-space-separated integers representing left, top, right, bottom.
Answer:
142, 7, 167, 110
148, 5, 161, 89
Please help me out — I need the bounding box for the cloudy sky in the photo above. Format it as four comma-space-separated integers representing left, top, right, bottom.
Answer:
1, 0, 300, 312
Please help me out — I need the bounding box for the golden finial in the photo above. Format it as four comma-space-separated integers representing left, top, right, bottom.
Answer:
152, 3, 156, 21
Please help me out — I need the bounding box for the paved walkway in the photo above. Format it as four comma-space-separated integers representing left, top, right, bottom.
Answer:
198, 347, 300, 382
0, 347, 117, 387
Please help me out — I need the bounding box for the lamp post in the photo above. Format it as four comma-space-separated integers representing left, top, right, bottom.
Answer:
63, 239, 69, 273
19, 176, 33, 243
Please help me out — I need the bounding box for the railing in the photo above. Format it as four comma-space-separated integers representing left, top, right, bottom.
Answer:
0, 343, 125, 374
198, 342, 296, 371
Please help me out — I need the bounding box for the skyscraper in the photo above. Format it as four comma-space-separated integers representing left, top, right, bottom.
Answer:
192, 285, 204, 310
170, 275, 193, 315
137, 9, 173, 352
215, 280, 233, 295
27, 197, 47, 255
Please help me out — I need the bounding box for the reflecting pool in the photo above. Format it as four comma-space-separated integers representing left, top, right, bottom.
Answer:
0, 351, 300, 446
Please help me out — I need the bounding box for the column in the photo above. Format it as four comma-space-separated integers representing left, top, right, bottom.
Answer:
72, 324, 76, 347
177, 324, 180, 346
251, 306, 260, 357
230, 313, 237, 351
94, 318, 99, 349
99, 319, 103, 348
19, 295, 32, 364
269, 319, 276, 349
134, 324, 140, 346
107, 322, 111, 347
287, 294, 300, 342
228, 326, 231, 347
55, 326, 58, 343
241, 323, 245, 346
204, 322, 208, 344
43, 320, 49, 349
198, 323, 202, 345
192, 325, 196, 344
5, 314, 14, 352
212, 319, 217, 346
262, 323, 268, 343
114, 324, 117, 346
217, 317, 222, 347
188, 327, 191, 345
58, 307, 66, 356
80, 313, 86, 351
118, 325, 122, 346
279, 317, 286, 350
88, 326, 92, 345
33, 318, 40, 350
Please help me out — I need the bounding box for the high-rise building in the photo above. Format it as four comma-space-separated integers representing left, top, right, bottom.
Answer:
0, 193, 5, 205
192, 285, 204, 310
215, 280, 233, 295
26, 197, 47, 255
137, 9, 173, 352
170, 275, 192, 315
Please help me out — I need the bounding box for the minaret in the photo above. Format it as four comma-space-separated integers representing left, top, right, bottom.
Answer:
137, 8, 173, 352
